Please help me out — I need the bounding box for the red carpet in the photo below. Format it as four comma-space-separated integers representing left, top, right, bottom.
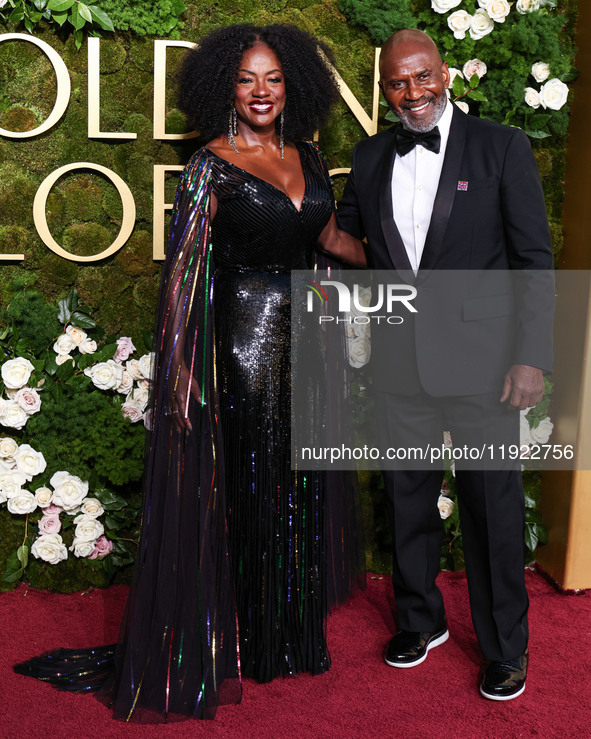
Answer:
2, 570, 589, 738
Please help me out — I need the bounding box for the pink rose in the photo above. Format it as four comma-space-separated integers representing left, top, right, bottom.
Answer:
44, 503, 63, 515
113, 337, 136, 364
38, 514, 61, 535
15, 387, 42, 415
89, 535, 114, 559
121, 399, 144, 423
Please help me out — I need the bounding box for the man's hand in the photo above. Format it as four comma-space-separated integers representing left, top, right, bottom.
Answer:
500, 364, 545, 411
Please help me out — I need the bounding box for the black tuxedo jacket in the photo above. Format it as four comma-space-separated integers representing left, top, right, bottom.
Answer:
337, 104, 554, 397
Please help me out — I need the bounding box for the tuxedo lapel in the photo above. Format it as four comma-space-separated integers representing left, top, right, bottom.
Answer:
379, 127, 413, 273
419, 105, 468, 272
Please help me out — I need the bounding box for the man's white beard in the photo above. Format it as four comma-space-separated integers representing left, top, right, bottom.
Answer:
397, 94, 447, 133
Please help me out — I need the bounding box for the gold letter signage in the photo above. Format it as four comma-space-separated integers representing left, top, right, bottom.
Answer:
33, 163, 136, 262
0, 33, 71, 139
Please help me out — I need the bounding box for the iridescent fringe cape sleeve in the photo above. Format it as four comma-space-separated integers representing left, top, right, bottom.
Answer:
101, 148, 241, 722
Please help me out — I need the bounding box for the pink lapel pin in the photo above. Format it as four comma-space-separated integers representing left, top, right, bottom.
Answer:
457, 181, 469, 191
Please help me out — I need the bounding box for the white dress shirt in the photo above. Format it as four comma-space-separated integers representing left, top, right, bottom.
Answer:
391, 101, 454, 273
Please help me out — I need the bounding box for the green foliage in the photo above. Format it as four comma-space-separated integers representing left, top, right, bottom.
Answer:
523, 471, 548, 562
98, 0, 186, 37
0, 0, 114, 49
339, 0, 417, 41
2, 289, 62, 355
26, 384, 144, 485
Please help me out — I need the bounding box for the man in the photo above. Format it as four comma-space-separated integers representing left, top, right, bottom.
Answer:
337, 29, 553, 701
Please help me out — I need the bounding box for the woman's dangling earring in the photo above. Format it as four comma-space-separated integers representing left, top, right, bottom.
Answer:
228, 105, 239, 154
279, 110, 285, 160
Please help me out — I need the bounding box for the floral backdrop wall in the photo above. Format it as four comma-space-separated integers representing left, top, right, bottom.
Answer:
0, 0, 579, 589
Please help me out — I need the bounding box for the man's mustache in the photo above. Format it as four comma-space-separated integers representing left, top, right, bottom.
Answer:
402, 96, 433, 110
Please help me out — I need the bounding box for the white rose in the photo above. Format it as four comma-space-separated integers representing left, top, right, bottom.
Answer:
31, 533, 68, 564
0, 400, 28, 430
65, 325, 87, 344
35, 486, 53, 508
7, 490, 37, 515
73, 514, 104, 542
347, 336, 371, 369
463, 59, 487, 80
138, 353, 155, 382
78, 338, 98, 355
470, 9, 495, 39
431, 0, 462, 13
79, 497, 105, 518
0, 468, 27, 497
486, 0, 511, 22
125, 358, 144, 380
70, 538, 97, 558
0, 437, 18, 458
143, 407, 153, 430
447, 11, 472, 40
130, 383, 150, 410
524, 87, 541, 109
447, 67, 464, 87
516, 0, 540, 12
84, 359, 124, 391
520, 411, 532, 447
531, 61, 550, 83
15, 387, 41, 415
455, 101, 470, 114
121, 399, 144, 423
50, 471, 89, 510
1, 357, 34, 389
53, 333, 76, 356
55, 354, 74, 366
530, 416, 554, 445
437, 494, 455, 520
116, 370, 134, 395
355, 286, 372, 308
352, 319, 371, 340
348, 287, 373, 322
0, 457, 15, 472
14, 444, 47, 481
539, 78, 569, 110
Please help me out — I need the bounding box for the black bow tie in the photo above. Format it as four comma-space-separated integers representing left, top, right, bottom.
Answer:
395, 126, 441, 156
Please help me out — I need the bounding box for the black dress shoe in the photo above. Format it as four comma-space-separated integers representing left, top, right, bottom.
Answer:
384, 622, 449, 668
479, 650, 528, 701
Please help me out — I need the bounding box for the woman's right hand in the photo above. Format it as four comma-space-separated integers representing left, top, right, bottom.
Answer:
171, 365, 202, 432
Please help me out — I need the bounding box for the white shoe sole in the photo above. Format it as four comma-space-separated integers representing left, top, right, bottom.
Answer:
384, 629, 449, 669
479, 681, 526, 701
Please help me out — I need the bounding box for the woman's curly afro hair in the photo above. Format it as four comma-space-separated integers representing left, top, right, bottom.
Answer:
177, 24, 340, 142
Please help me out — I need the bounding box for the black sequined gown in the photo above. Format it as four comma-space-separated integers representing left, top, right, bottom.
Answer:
208, 142, 333, 681
14, 142, 363, 722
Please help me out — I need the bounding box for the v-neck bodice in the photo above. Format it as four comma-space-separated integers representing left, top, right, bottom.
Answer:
207, 141, 333, 271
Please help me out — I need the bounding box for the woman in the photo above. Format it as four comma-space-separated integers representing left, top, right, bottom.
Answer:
15, 24, 365, 722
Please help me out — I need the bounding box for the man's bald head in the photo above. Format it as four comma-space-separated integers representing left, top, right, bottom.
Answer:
378, 29, 449, 133
379, 29, 442, 76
